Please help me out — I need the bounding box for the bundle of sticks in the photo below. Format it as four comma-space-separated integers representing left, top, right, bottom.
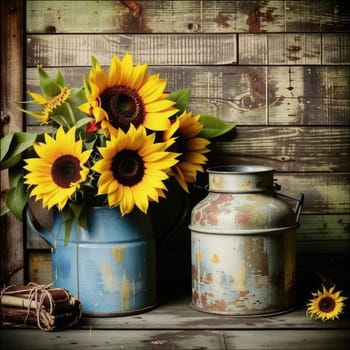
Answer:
0, 283, 82, 331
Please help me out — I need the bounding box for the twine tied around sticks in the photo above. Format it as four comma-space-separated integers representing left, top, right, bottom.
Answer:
0, 282, 69, 330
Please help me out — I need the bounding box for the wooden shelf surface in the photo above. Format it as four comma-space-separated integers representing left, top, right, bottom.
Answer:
1, 296, 349, 349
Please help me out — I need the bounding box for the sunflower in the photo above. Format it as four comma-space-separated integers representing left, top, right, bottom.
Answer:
92, 124, 179, 215
306, 285, 347, 321
24, 126, 92, 210
21, 86, 71, 124
79, 53, 178, 136
163, 111, 210, 192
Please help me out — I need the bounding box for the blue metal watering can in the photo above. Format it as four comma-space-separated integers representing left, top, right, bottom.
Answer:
27, 194, 189, 316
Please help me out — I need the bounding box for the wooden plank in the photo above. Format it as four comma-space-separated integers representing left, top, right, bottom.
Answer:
210, 126, 350, 172
27, 251, 51, 285
26, 1, 350, 34
25, 65, 350, 126
322, 33, 350, 64
286, 0, 350, 33
267, 33, 321, 65
25, 0, 283, 34
26, 33, 237, 67
26, 32, 350, 67
239, 34, 268, 64
297, 214, 350, 241
224, 329, 349, 350
269, 66, 350, 125
81, 299, 350, 330
1, 329, 349, 350
275, 173, 350, 214
320, 1, 350, 32
0, 0, 25, 286
285, 0, 321, 32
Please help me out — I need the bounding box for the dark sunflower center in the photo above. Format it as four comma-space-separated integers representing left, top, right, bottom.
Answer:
51, 155, 81, 188
100, 86, 145, 132
112, 150, 144, 186
318, 296, 336, 313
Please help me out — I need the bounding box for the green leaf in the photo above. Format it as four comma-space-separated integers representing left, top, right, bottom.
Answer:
0, 133, 15, 162
0, 132, 37, 169
56, 69, 65, 87
6, 181, 27, 220
90, 56, 100, 69
50, 114, 71, 129
0, 153, 21, 170
38, 66, 61, 98
64, 219, 73, 246
71, 203, 88, 230
61, 206, 74, 245
0, 206, 10, 216
8, 165, 24, 188
167, 88, 191, 114
76, 116, 93, 129
199, 115, 236, 139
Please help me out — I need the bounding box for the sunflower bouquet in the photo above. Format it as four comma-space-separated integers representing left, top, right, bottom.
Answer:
1, 53, 234, 242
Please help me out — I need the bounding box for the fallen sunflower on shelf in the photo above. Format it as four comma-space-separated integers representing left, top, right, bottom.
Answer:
306, 284, 347, 321
0, 52, 235, 243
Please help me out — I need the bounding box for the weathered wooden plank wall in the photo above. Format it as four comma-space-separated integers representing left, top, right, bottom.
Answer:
1, 0, 25, 286
1, 1, 349, 294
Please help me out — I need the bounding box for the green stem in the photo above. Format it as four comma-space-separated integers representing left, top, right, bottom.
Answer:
66, 102, 76, 127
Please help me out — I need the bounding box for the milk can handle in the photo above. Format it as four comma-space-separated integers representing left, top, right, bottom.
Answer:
274, 183, 304, 225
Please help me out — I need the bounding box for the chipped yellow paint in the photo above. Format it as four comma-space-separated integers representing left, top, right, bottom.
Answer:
235, 263, 247, 291
210, 174, 224, 190
121, 277, 131, 311
195, 251, 202, 261
101, 263, 116, 291
241, 180, 252, 189
111, 247, 125, 264
211, 253, 220, 264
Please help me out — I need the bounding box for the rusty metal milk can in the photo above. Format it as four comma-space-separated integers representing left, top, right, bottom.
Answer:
189, 165, 303, 316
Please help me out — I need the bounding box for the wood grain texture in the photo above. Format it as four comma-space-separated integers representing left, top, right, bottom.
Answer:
26, 33, 237, 67
0, 0, 25, 286
1, 328, 349, 349
210, 127, 350, 172
25, 65, 350, 126
26, 0, 350, 34
26, 32, 350, 67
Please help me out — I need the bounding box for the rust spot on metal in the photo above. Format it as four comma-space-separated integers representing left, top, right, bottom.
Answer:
235, 210, 250, 226
239, 290, 249, 298
197, 193, 233, 227
200, 292, 207, 306
208, 212, 218, 226
194, 211, 201, 224
205, 298, 228, 312
202, 272, 213, 284
192, 290, 199, 304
